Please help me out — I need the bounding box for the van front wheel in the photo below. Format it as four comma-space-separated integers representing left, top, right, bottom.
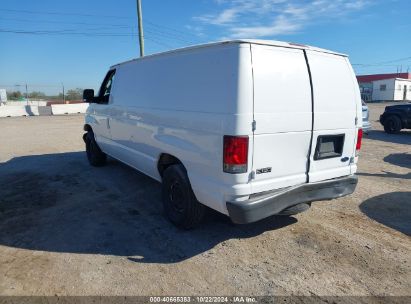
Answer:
162, 164, 205, 229
84, 131, 107, 167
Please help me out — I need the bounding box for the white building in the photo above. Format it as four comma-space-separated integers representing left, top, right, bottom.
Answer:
372, 78, 411, 101
357, 73, 411, 102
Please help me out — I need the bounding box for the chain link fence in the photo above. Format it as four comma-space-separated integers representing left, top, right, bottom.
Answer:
0, 84, 86, 105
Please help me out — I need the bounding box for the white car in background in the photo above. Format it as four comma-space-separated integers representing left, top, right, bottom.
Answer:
362, 100, 371, 133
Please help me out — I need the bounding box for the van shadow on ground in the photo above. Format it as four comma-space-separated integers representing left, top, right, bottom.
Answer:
0, 152, 296, 263
365, 129, 411, 145
359, 192, 411, 236
357, 153, 411, 180
383, 153, 411, 170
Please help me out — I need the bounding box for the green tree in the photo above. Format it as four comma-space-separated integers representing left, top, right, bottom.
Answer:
65, 88, 83, 101
28, 91, 46, 99
7, 91, 23, 100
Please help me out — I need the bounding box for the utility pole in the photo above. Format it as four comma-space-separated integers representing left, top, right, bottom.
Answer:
25, 83, 29, 105
62, 83, 66, 104
136, 0, 145, 57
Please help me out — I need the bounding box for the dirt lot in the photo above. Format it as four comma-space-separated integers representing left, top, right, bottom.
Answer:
0, 103, 410, 297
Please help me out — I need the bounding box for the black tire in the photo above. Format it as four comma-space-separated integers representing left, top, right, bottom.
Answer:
278, 203, 311, 215
162, 164, 206, 229
85, 131, 107, 167
383, 115, 402, 134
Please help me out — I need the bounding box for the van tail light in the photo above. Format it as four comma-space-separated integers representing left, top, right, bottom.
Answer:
223, 135, 248, 174
355, 128, 363, 156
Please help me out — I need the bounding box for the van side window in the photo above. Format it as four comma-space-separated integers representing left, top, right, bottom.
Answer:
98, 69, 116, 104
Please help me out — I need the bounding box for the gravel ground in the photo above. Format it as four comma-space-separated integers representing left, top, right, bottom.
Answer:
0, 103, 410, 297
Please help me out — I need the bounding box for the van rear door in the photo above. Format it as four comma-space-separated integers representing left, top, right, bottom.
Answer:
250, 44, 312, 193
305, 51, 359, 182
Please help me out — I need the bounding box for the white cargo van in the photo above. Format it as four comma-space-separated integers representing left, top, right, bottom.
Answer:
83, 40, 362, 229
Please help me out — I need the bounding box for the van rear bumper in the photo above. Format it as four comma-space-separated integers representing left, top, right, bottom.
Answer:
226, 175, 358, 224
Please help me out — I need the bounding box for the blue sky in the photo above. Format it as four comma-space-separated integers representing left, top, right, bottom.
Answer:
0, 0, 410, 94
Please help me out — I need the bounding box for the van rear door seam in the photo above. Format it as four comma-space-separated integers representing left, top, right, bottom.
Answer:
303, 50, 315, 184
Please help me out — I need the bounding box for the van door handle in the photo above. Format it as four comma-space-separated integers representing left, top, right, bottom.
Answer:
107, 118, 110, 129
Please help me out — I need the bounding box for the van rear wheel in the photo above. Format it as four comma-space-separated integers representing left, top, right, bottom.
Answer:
162, 164, 206, 229
278, 203, 311, 215
84, 131, 107, 167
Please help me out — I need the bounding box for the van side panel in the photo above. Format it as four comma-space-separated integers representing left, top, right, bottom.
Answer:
111, 44, 243, 113
107, 44, 254, 214
305, 51, 359, 182
250, 45, 312, 193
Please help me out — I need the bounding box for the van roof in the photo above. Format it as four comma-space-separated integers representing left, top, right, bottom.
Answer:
111, 39, 347, 68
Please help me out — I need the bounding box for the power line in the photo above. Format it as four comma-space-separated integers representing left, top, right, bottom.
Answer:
0, 28, 135, 37
0, 16, 132, 28
0, 25, 198, 45
0, 84, 63, 87
145, 28, 195, 44
0, 8, 133, 20
0, 7, 201, 41
145, 36, 174, 49
1, 18, 196, 40
145, 20, 202, 40
0, 19, 198, 44
353, 65, 409, 69
0, 28, 178, 49
353, 56, 411, 67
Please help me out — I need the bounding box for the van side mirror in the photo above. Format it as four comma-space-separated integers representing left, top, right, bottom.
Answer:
83, 89, 95, 103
